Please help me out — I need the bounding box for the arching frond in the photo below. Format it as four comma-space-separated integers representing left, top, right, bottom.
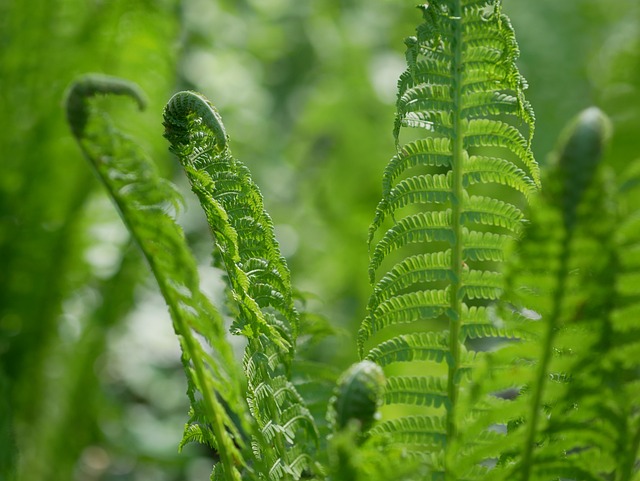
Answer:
66, 75, 248, 481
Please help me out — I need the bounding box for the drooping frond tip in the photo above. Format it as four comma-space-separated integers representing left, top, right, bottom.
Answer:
66, 75, 248, 481
163, 90, 228, 158
162, 90, 299, 352
65, 73, 146, 139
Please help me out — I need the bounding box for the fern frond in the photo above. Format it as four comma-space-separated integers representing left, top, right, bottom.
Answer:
164, 91, 297, 352
163, 91, 319, 480
66, 75, 248, 481
384, 376, 449, 409
491, 107, 640, 481
365, 332, 450, 366
360, 1, 537, 478
369, 415, 447, 448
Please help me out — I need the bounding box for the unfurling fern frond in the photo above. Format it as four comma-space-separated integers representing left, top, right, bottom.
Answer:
163, 91, 296, 353
496, 107, 640, 481
163, 91, 319, 480
328, 361, 386, 435
66, 75, 248, 481
359, 1, 538, 478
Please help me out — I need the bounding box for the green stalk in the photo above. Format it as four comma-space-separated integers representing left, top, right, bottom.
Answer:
446, 1, 465, 476
77, 138, 241, 481
520, 232, 571, 481
617, 419, 640, 481
175, 313, 240, 481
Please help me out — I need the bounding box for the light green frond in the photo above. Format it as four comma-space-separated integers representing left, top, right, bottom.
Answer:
369, 211, 454, 281
462, 229, 509, 262
384, 376, 449, 409
370, 416, 447, 447
463, 155, 537, 200
365, 332, 450, 366
370, 173, 453, 241
462, 195, 524, 234
163, 91, 298, 351
366, 289, 450, 341
369, 251, 453, 309
361, 1, 537, 477
461, 270, 503, 301
382, 138, 452, 195
464, 119, 538, 186
164, 91, 321, 480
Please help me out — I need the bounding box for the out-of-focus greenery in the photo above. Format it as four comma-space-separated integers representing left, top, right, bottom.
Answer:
0, 1, 638, 480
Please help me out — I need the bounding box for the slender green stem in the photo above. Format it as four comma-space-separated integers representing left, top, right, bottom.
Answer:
520, 232, 571, 481
617, 418, 640, 481
175, 313, 240, 481
77, 140, 241, 481
446, 1, 465, 477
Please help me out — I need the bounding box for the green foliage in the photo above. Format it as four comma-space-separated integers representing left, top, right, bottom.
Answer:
488, 106, 640, 481
3, 1, 640, 481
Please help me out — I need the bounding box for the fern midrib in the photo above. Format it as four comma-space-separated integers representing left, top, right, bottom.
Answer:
175, 311, 241, 481
85, 146, 241, 481
446, 1, 465, 476
520, 231, 572, 481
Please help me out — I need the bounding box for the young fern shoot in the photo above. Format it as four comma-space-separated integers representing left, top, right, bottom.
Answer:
498, 108, 640, 481
359, 1, 538, 478
163, 91, 320, 480
65, 75, 249, 481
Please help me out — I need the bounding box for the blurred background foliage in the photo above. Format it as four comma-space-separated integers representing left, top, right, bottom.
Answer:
0, 0, 638, 480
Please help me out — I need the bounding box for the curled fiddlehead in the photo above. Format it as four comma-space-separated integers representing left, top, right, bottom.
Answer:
66, 73, 146, 139
328, 361, 386, 434
164, 91, 228, 155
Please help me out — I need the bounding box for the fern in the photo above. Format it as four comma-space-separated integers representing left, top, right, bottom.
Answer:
494, 107, 640, 481
359, 1, 537, 478
65, 75, 249, 481
163, 91, 319, 480
63, 5, 640, 481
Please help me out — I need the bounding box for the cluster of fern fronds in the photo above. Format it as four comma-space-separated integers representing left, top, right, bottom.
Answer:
66, 1, 639, 480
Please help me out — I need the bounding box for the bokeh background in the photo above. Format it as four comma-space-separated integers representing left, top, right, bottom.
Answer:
1, 0, 638, 480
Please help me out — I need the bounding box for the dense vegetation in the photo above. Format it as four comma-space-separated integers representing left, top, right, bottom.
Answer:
1, 1, 639, 480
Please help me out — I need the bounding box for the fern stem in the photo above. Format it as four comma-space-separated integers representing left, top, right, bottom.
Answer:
79, 139, 242, 480
617, 419, 640, 481
98, 174, 242, 481
520, 232, 571, 481
174, 316, 241, 481
446, 1, 465, 476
